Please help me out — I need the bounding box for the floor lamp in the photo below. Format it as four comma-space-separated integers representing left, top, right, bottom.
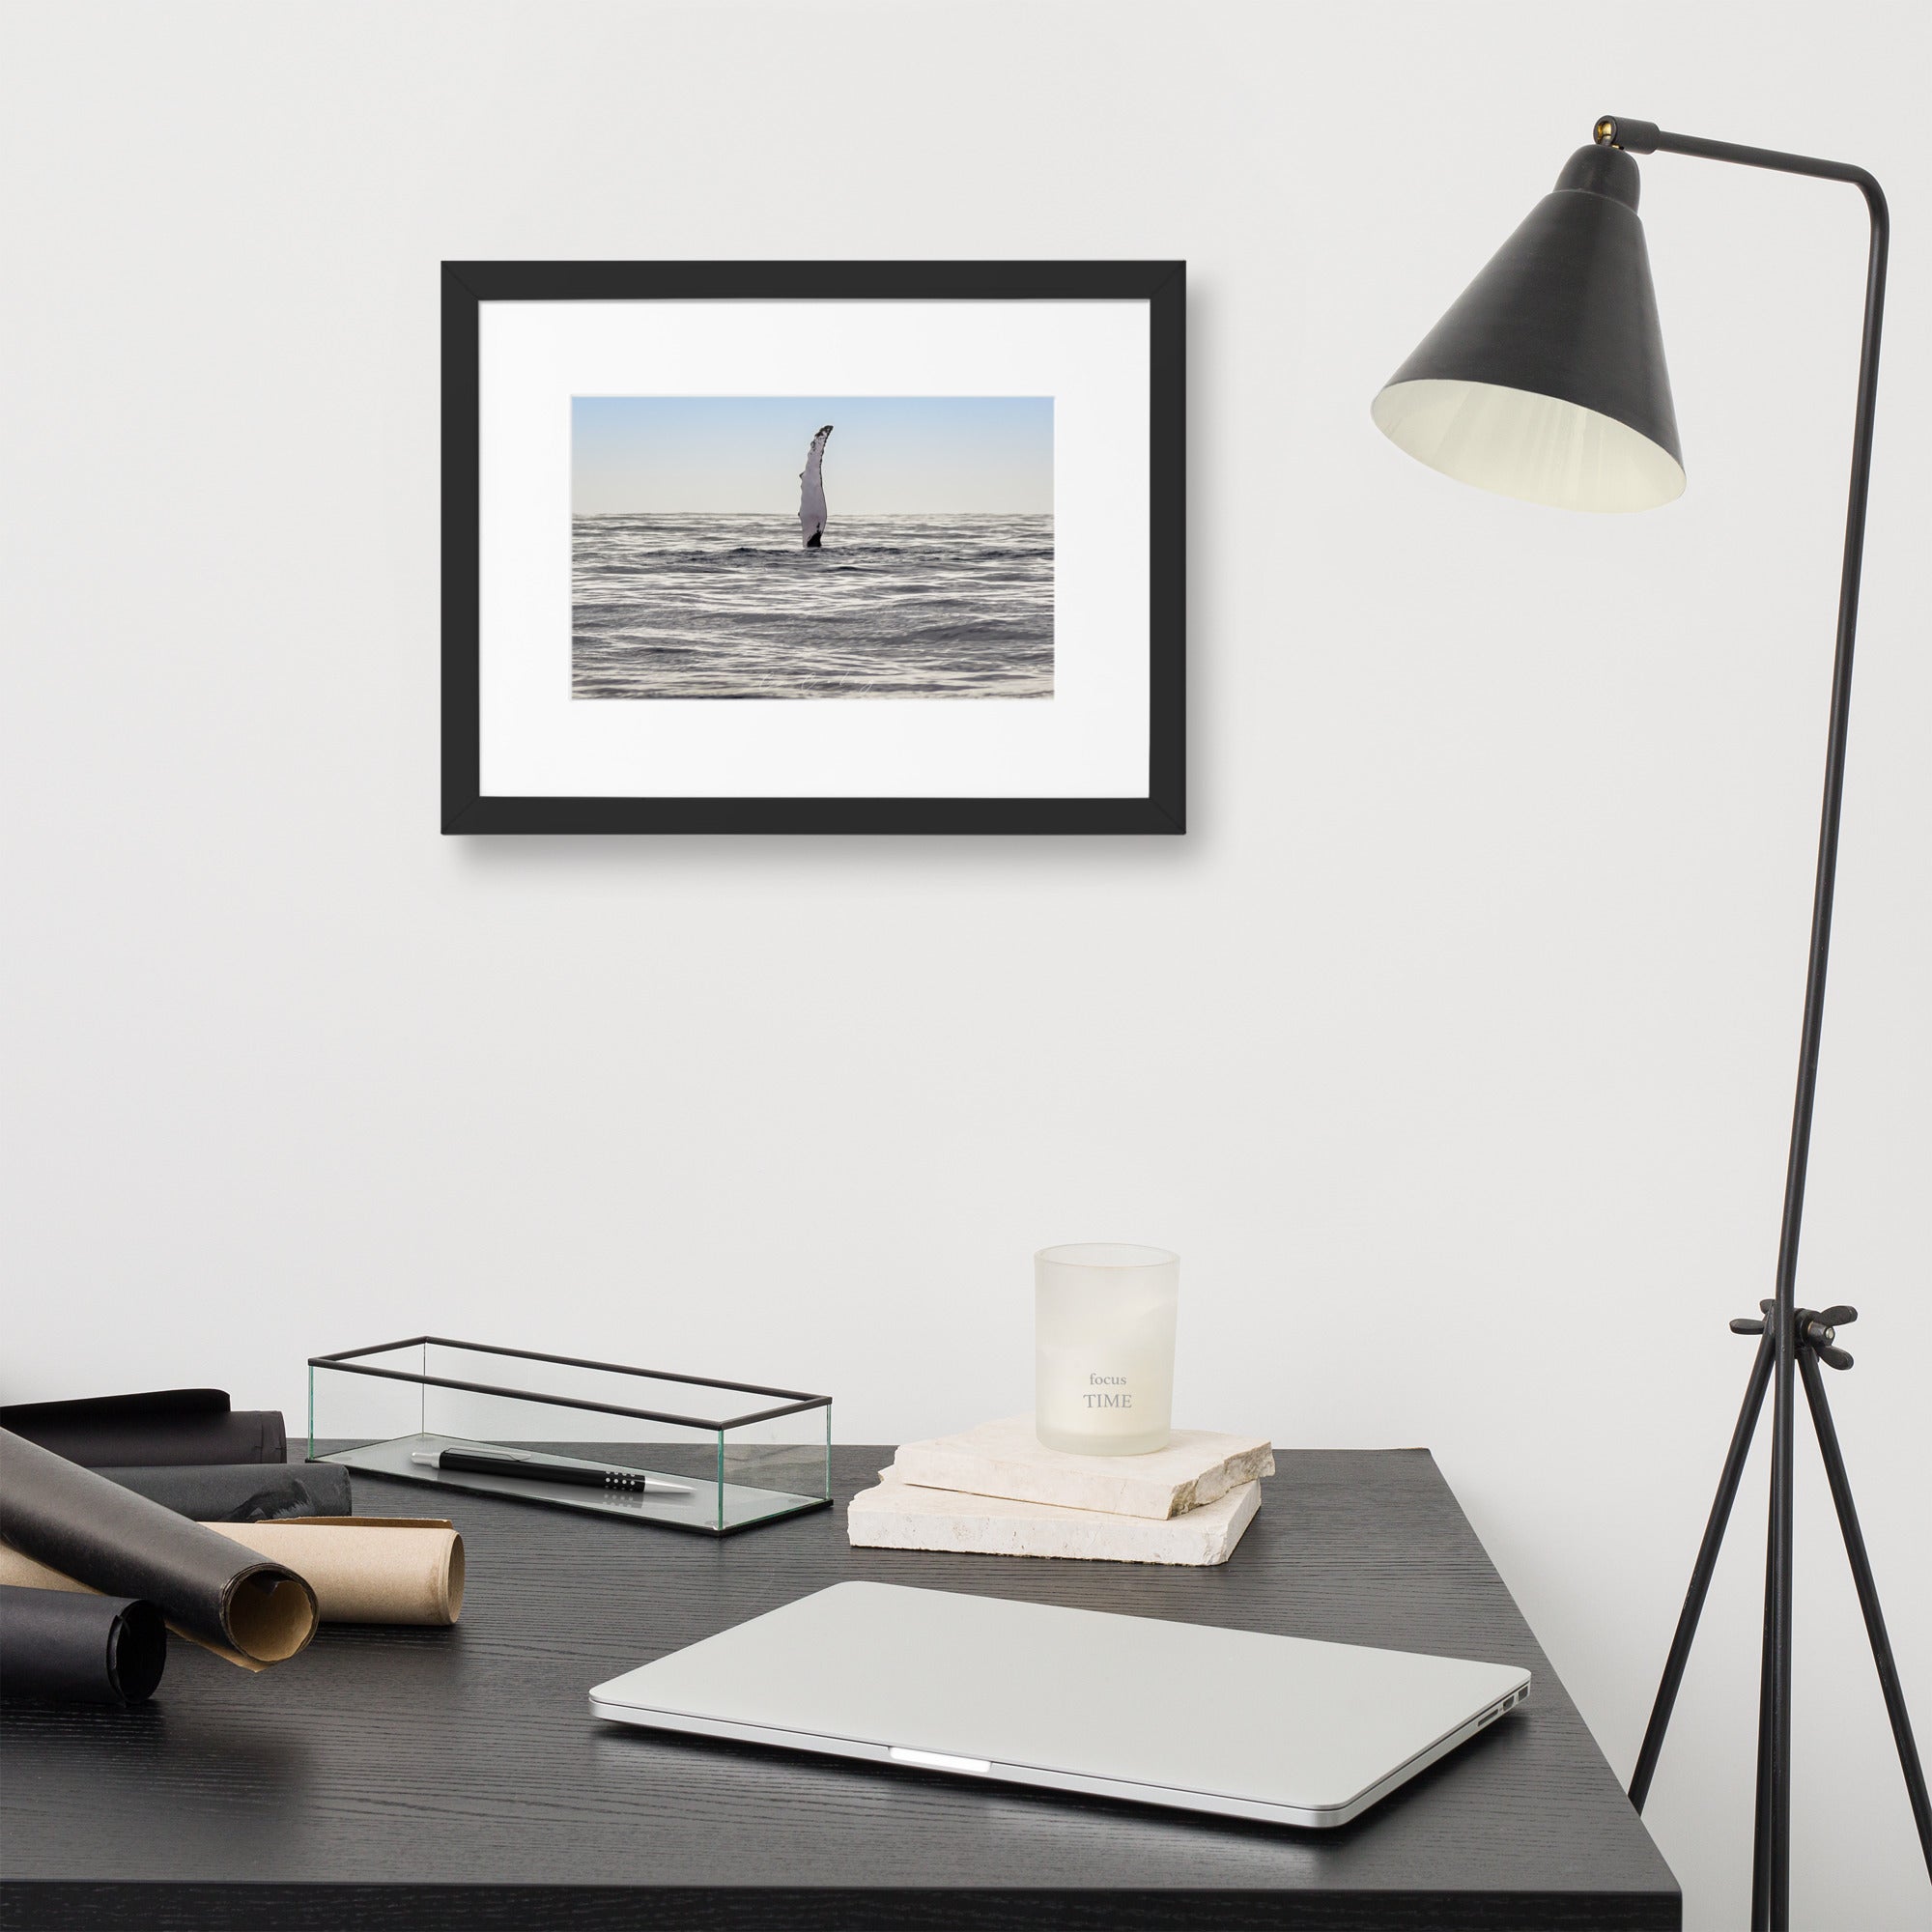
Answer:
1370, 115, 1928, 1931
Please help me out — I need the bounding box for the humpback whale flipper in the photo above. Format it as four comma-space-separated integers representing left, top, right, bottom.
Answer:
798, 423, 833, 549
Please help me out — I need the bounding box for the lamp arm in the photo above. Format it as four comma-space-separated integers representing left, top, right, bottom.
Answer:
1596, 115, 1884, 203
1598, 114, 1890, 1932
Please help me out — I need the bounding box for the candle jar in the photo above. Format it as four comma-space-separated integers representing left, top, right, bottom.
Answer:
1034, 1243, 1179, 1456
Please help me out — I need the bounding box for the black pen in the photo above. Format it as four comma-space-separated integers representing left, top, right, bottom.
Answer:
411, 1445, 691, 1495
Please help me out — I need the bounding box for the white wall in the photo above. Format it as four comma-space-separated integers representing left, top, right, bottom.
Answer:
3, 3, 1926, 1922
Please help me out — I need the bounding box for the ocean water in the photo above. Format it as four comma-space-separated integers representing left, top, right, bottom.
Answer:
572, 513, 1053, 700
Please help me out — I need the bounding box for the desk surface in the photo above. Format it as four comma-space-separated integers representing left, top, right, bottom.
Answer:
2, 1446, 1678, 1931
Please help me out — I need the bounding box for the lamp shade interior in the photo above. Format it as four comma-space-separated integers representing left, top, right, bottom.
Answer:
1372, 377, 1685, 513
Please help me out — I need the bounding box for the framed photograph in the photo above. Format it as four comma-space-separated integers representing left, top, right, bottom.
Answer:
441, 261, 1184, 834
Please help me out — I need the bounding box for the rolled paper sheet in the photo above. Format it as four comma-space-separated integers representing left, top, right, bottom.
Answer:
0, 1390, 286, 1466
0, 1546, 237, 1660
98, 1463, 354, 1522
0, 1547, 293, 1674
0, 1429, 316, 1670
0, 1584, 167, 1705
0, 1520, 464, 1628
201, 1520, 465, 1625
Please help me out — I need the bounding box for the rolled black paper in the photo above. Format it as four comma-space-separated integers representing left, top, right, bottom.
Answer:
0, 1390, 285, 1467
98, 1462, 354, 1522
0, 1429, 317, 1667
0, 1585, 167, 1705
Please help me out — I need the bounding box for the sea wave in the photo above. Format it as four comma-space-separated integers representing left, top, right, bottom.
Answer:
571, 513, 1054, 700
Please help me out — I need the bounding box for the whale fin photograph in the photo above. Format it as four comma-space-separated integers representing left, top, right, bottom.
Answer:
799, 423, 832, 548
446, 259, 1182, 833
570, 395, 1053, 700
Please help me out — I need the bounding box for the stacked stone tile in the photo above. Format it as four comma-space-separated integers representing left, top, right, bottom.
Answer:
847, 1415, 1273, 1567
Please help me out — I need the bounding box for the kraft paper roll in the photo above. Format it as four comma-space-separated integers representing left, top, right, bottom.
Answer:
0, 1390, 286, 1466
202, 1520, 465, 1625
99, 1462, 354, 1522
0, 1520, 464, 1629
0, 1429, 316, 1670
0, 1584, 167, 1705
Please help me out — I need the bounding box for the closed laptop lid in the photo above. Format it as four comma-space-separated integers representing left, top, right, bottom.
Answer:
590, 1580, 1529, 1823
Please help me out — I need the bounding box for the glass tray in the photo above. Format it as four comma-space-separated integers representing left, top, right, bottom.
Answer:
308, 1337, 832, 1536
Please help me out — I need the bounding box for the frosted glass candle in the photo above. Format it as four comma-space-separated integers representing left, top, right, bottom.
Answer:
1035, 1243, 1179, 1456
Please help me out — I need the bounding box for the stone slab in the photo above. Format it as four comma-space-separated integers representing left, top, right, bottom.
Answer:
847, 1468, 1262, 1566
888, 1414, 1274, 1520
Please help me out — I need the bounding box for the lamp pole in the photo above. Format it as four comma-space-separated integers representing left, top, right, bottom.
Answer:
1592, 118, 1900, 1932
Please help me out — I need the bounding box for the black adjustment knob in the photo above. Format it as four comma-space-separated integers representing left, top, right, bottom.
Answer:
1818, 1304, 1858, 1326
1817, 1344, 1855, 1371
1731, 1318, 1766, 1336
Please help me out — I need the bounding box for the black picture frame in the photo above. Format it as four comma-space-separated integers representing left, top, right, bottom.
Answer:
440, 261, 1185, 835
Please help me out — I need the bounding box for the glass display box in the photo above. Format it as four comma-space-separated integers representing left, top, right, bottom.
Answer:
309, 1337, 832, 1535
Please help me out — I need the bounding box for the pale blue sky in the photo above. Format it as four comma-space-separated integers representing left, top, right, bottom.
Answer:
571, 396, 1053, 515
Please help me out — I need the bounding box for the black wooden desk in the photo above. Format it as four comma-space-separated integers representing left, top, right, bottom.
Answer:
1, 1447, 1678, 1930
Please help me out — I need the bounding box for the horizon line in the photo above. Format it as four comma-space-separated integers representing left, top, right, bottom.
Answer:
572, 507, 1053, 518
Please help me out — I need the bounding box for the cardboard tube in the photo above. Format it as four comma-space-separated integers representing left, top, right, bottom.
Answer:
0, 1429, 316, 1668
201, 1520, 465, 1625
0, 1520, 465, 1628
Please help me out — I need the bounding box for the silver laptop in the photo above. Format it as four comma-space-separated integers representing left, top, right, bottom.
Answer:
589, 1580, 1530, 1828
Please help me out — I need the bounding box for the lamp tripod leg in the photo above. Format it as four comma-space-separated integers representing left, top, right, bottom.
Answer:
1751, 1449, 1785, 1930
1765, 1306, 1799, 1932
1797, 1349, 1932, 1876
1630, 1327, 1776, 1811
1631, 1304, 1928, 1916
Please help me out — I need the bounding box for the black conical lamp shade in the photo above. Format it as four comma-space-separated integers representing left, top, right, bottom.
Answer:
1373, 145, 1684, 512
